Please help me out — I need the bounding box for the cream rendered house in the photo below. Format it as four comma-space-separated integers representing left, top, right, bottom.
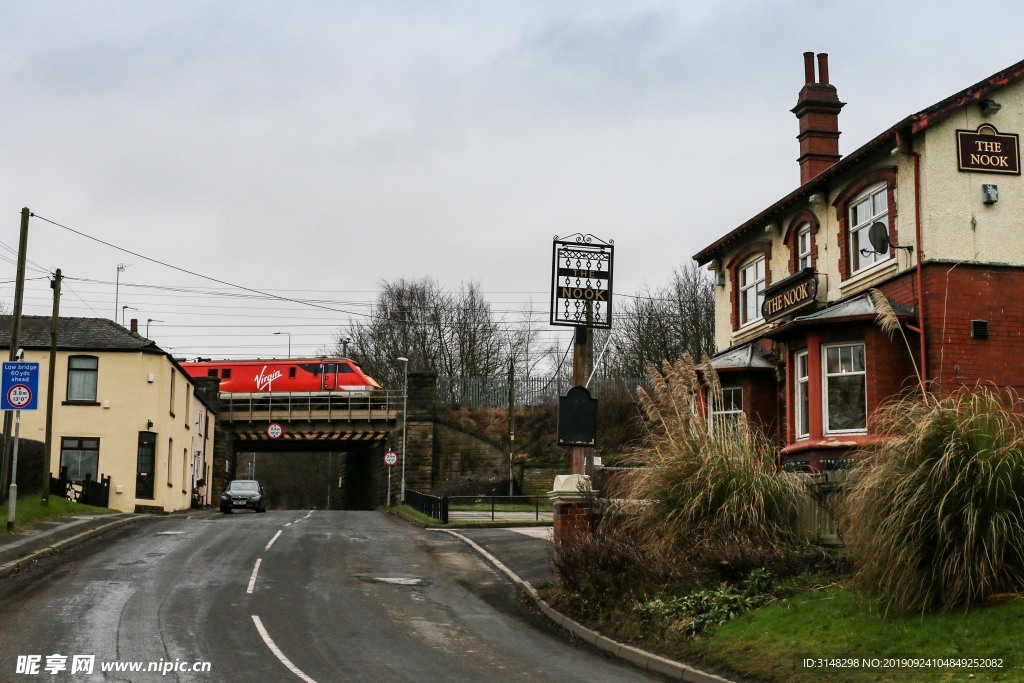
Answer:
1, 315, 216, 513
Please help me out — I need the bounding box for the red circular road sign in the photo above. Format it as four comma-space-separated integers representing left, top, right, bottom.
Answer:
267, 422, 283, 439
384, 450, 398, 467
7, 384, 31, 409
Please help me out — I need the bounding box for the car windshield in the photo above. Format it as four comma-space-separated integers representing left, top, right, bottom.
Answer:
230, 481, 260, 492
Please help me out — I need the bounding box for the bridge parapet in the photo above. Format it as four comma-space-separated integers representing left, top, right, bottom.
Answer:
218, 390, 402, 424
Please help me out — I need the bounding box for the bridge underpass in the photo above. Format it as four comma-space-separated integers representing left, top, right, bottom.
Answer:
206, 390, 401, 510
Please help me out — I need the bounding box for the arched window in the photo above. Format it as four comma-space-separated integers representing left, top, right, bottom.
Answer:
784, 211, 820, 275
727, 241, 772, 330
833, 168, 898, 280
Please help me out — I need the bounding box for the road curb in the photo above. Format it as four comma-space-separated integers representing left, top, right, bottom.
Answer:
0, 515, 144, 579
438, 529, 733, 683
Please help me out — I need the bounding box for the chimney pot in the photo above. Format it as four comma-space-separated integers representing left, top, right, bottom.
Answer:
817, 53, 830, 85
130, 318, 138, 333
803, 52, 815, 84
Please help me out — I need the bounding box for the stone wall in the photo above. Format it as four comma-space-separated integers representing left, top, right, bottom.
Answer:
432, 422, 507, 493
520, 466, 564, 496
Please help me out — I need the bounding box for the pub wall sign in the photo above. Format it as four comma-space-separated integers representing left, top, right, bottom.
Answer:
761, 268, 818, 322
957, 125, 1021, 175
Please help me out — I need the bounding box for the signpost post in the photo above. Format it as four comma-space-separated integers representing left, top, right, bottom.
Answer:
3, 359, 39, 531
384, 449, 398, 506
550, 234, 613, 475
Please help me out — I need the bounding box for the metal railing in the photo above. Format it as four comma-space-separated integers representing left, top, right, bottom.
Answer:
218, 389, 404, 422
406, 490, 448, 523
435, 375, 649, 408
447, 495, 551, 521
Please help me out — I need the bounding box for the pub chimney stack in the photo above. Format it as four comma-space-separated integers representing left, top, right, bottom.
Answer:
130, 318, 138, 334
792, 52, 845, 184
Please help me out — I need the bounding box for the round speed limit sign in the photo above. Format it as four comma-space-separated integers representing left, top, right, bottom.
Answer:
6, 384, 31, 409
266, 422, 283, 439
383, 450, 398, 467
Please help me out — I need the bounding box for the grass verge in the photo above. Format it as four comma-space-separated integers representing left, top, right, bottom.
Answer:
3, 493, 115, 534
685, 583, 1024, 682
548, 579, 1024, 683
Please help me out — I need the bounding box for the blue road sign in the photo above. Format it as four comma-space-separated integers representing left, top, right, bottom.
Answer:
1, 362, 40, 411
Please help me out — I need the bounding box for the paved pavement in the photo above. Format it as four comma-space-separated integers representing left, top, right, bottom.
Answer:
0, 512, 144, 576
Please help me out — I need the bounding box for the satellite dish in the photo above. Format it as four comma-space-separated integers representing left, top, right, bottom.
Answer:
867, 222, 890, 254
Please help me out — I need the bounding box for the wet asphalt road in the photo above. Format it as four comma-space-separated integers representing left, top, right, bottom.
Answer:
0, 511, 661, 682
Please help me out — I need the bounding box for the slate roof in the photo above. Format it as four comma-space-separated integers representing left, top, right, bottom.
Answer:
709, 343, 775, 371
765, 292, 914, 340
0, 316, 164, 354
694, 57, 1024, 265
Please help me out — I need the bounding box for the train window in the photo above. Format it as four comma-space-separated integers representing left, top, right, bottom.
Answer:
222, 369, 232, 379
339, 364, 355, 373
325, 364, 337, 373
207, 369, 219, 377
289, 368, 296, 378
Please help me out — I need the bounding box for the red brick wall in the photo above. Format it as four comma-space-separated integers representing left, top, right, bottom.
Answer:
922, 263, 1024, 395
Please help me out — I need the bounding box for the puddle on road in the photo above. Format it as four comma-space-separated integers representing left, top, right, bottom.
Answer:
357, 575, 433, 587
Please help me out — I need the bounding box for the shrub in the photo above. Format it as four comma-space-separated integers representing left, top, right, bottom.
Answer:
845, 387, 1024, 616
621, 356, 807, 559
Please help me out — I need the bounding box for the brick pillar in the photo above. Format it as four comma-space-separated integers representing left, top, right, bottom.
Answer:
403, 371, 436, 493
549, 474, 599, 544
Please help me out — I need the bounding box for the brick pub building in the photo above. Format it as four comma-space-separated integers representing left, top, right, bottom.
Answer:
694, 53, 1024, 472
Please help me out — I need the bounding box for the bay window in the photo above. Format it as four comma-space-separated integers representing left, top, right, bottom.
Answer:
795, 351, 809, 439
823, 343, 867, 433
710, 386, 743, 433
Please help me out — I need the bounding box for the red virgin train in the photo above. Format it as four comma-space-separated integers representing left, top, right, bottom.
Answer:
180, 358, 382, 396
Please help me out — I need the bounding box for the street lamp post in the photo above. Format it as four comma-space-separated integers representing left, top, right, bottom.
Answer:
121, 305, 137, 327
396, 357, 409, 502
146, 319, 164, 338
274, 332, 291, 358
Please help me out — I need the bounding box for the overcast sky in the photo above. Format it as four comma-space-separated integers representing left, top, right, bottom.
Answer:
3, 1, 1024, 363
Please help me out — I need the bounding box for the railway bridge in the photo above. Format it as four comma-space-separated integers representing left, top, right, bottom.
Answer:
193, 373, 439, 509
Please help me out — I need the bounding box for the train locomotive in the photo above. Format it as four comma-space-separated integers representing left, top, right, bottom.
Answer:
180, 358, 382, 396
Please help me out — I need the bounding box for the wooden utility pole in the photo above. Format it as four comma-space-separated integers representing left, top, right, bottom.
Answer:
42, 269, 61, 505
570, 325, 593, 475
0, 208, 30, 502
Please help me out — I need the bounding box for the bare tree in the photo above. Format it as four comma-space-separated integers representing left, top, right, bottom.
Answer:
611, 263, 715, 377
331, 277, 509, 391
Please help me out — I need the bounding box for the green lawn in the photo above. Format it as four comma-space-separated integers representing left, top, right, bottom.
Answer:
684, 584, 1024, 682
2, 493, 115, 534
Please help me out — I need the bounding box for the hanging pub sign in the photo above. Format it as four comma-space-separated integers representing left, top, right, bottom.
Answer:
957, 124, 1021, 175
550, 234, 614, 328
761, 268, 818, 322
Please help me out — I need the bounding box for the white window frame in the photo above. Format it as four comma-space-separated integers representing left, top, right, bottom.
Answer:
738, 257, 766, 327
796, 225, 812, 271
795, 350, 809, 439
67, 355, 99, 402
849, 184, 891, 275
709, 386, 743, 433
822, 342, 868, 435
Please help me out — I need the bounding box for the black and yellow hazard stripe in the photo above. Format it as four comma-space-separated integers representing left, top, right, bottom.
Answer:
234, 431, 389, 441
